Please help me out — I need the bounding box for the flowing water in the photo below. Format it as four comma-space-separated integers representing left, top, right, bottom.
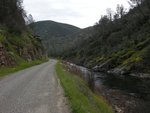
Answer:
64, 62, 150, 113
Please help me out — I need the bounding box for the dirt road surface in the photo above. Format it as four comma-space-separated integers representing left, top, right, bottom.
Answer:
0, 59, 70, 113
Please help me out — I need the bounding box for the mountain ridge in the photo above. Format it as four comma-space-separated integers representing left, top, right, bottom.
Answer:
30, 20, 81, 56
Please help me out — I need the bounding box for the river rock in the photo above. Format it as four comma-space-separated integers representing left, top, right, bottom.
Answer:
107, 67, 130, 75
129, 73, 150, 79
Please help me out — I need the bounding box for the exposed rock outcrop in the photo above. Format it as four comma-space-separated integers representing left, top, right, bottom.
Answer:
0, 34, 47, 67
0, 43, 15, 66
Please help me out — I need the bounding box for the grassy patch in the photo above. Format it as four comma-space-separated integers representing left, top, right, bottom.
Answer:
0, 33, 5, 43
55, 62, 114, 113
0, 59, 48, 77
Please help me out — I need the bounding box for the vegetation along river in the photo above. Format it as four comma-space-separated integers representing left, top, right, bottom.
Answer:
64, 61, 150, 113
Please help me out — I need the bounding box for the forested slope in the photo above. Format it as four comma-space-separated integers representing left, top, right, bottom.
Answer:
30, 21, 81, 56
0, 0, 46, 67
63, 0, 150, 76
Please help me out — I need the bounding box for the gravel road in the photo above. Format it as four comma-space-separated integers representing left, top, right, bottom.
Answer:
0, 59, 70, 113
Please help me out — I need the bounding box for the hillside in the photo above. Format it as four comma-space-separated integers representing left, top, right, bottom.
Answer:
63, 0, 150, 76
30, 21, 81, 56
0, 0, 47, 67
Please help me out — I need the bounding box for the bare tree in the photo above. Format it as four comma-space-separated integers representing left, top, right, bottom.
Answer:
25, 14, 35, 25
116, 4, 126, 18
106, 8, 114, 21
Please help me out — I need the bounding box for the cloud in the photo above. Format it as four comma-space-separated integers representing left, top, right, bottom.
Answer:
24, 0, 130, 28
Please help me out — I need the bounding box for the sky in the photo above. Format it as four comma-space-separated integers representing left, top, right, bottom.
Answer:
24, 0, 130, 28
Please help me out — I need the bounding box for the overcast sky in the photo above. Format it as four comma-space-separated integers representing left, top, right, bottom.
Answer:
24, 0, 130, 28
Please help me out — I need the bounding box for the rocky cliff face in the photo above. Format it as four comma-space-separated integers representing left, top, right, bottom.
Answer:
17, 38, 46, 61
0, 43, 15, 66
0, 32, 47, 67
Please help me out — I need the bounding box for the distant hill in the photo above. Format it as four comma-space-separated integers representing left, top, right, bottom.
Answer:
30, 21, 81, 56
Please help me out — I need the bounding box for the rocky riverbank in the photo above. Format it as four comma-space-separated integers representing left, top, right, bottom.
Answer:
63, 61, 150, 113
92, 63, 150, 79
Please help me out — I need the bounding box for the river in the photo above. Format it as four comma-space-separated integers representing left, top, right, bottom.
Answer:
63, 61, 150, 113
